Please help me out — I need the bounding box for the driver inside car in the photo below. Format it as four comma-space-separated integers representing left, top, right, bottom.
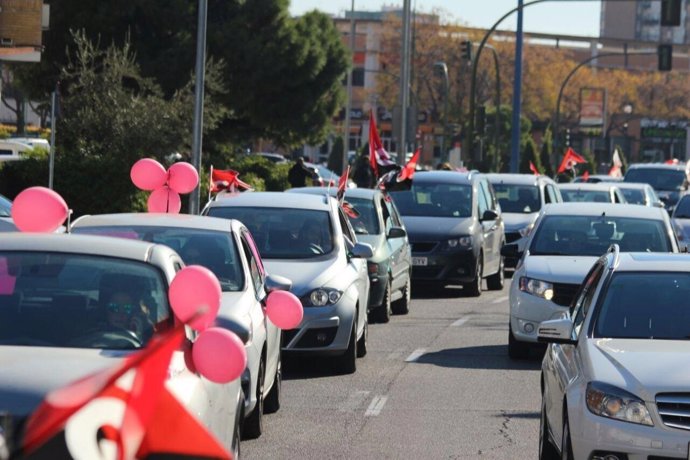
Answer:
105, 290, 153, 341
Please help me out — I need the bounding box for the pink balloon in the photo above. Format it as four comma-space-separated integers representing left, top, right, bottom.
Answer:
167, 162, 199, 194
169, 265, 221, 331
11, 187, 69, 233
265, 290, 304, 330
192, 327, 247, 383
147, 186, 181, 214
130, 158, 167, 191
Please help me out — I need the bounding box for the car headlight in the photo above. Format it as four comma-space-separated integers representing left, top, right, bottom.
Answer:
518, 277, 554, 300
586, 382, 653, 426
518, 223, 535, 237
446, 236, 472, 249
307, 288, 343, 307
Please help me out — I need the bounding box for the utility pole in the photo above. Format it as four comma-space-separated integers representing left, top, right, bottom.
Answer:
509, 0, 524, 173
434, 62, 449, 163
48, 88, 57, 189
343, 0, 355, 174
398, 0, 412, 165
189, 0, 207, 215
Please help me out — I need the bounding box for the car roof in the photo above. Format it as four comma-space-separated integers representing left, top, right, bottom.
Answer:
558, 183, 619, 191
627, 163, 687, 171
287, 186, 380, 200
208, 191, 333, 210
484, 173, 546, 185
0, 233, 168, 261
407, 170, 477, 184
615, 252, 690, 272
72, 213, 240, 233
615, 182, 651, 190
541, 202, 666, 218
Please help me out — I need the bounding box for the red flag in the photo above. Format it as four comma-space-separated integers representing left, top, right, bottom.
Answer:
557, 147, 586, 174
368, 110, 395, 178
398, 149, 420, 182
21, 323, 231, 460
341, 201, 360, 219
211, 168, 252, 194
529, 161, 539, 176
337, 165, 350, 202
665, 158, 679, 165
582, 170, 590, 181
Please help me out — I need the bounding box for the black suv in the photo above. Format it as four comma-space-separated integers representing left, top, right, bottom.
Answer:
624, 163, 689, 213
388, 170, 505, 296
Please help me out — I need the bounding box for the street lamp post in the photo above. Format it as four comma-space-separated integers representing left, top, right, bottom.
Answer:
343, 0, 356, 175
189, 0, 208, 215
433, 62, 449, 163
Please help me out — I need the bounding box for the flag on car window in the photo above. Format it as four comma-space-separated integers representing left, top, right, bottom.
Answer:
336, 165, 350, 203
368, 110, 396, 178
210, 167, 252, 194
608, 148, 623, 177
557, 147, 586, 174
529, 161, 539, 176
398, 149, 420, 182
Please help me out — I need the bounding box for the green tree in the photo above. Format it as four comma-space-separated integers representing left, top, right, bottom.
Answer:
540, 127, 555, 177
519, 137, 542, 174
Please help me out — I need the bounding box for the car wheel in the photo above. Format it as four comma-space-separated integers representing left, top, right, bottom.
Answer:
392, 274, 411, 315
242, 357, 265, 439
373, 280, 392, 323
539, 398, 559, 460
338, 323, 357, 374
463, 255, 482, 297
263, 350, 281, 414
356, 317, 368, 358
486, 255, 505, 291
561, 411, 574, 460
508, 324, 530, 360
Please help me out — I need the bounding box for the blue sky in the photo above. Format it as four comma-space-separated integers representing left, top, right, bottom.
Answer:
289, 1, 602, 37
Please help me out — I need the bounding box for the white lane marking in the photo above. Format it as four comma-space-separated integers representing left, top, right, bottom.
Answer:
492, 295, 509, 304
451, 316, 471, 327
338, 390, 370, 412
364, 395, 388, 417
405, 348, 426, 362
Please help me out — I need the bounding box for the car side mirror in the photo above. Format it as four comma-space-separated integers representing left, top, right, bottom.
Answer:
265, 274, 292, 293
481, 209, 498, 222
537, 318, 577, 345
387, 226, 407, 239
351, 242, 373, 258
501, 243, 521, 258
653, 201, 665, 208
213, 316, 251, 344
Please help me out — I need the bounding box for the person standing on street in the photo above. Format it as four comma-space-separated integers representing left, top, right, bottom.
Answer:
353, 154, 375, 189
288, 157, 313, 188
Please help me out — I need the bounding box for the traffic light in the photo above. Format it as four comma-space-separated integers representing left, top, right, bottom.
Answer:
461, 41, 473, 62
661, 0, 681, 26
658, 44, 673, 72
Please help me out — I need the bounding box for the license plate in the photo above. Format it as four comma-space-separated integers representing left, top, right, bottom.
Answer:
412, 257, 428, 266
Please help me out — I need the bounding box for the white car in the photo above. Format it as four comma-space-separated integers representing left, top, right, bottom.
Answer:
558, 183, 627, 204
504, 203, 679, 359
204, 192, 372, 374
0, 234, 244, 457
71, 213, 286, 439
539, 247, 690, 460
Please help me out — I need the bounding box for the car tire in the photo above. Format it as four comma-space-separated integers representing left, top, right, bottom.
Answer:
539, 398, 559, 460
373, 280, 392, 323
561, 411, 574, 460
264, 351, 281, 414
508, 324, 530, 360
392, 274, 411, 315
463, 255, 482, 297
486, 255, 505, 291
338, 323, 357, 374
242, 357, 265, 440
356, 317, 368, 358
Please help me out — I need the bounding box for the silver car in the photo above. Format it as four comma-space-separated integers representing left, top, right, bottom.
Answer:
558, 183, 627, 204
71, 213, 285, 440
204, 192, 372, 374
0, 234, 243, 457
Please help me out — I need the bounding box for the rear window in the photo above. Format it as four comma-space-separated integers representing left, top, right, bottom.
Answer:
620, 189, 645, 205
560, 189, 611, 203
390, 183, 472, 218
625, 168, 686, 191
492, 183, 540, 213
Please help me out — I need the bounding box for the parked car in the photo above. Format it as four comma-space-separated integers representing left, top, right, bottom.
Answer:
571, 174, 623, 183
288, 187, 412, 323
670, 193, 690, 251
615, 182, 663, 207
71, 213, 287, 439
388, 170, 505, 296
558, 183, 627, 204
539, 246, 690, 460
503, 203, 679, 359
0, 194, 17, 232
204, 192, 372, 374
0, 140, 30, 162
624, 163, 689, 212
0, 233, 245, 457
255, 152, 289, 164
486, 174, 562, 269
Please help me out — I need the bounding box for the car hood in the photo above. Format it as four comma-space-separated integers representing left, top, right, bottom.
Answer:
502, 213, 538, 232
0, 347, 126, 416
587, 339, 690, 398
400, 216, 473, 241
522, 255, 598, 284
264, 258, 341, 297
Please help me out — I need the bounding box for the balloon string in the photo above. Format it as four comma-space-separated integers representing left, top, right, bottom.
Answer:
166, 187, 170, 213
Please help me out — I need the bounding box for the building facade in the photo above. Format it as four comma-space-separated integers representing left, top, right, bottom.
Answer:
601, 0, 690, 44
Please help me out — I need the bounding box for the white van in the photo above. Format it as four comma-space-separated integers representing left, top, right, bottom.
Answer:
0, 140, 31, 161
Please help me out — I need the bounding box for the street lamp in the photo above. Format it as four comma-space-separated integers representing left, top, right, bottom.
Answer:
433, 61, 449, 163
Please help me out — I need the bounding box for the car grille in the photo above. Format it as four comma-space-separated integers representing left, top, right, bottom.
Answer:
551, 283, 580, 307
656, 393, 690, 431
411, 242, 438, 253
506, 232, 521, 244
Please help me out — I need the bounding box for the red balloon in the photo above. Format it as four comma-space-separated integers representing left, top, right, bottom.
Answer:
167, 162, 199, 194
131, 158, 167, 191
265, 290, 304, 330
11, 187, 69, 233
169, 265, 221, 331
192, 328, 247, 383
147, 186, 181, 214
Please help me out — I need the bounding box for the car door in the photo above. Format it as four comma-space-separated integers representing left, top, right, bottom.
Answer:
338, 207, 369, 337
478, 179, 501, 274
380, 196, 403, 293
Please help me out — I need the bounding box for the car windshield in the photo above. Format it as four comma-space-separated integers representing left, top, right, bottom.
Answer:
529, 215, 671, 256
346, 197, 380, 235
619, 188, 645, 205
0, 252, 171, 349
207, 207, 334, 259
492, 184, 540, 213
560, 189, 611, 203
625, 168, 687, 191
390, 183, 472, 218
594, 272, 690, 340
73, 226, 244, 292
673, 197, 690, 218
0, 194, 11, 217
